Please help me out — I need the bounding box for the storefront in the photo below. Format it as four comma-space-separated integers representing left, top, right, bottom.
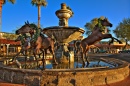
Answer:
0, 39, 20, 56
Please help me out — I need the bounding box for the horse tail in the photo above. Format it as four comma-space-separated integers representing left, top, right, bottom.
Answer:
50, 35, 56, 43
73, 40, 77, 52
74, 40, 81, 53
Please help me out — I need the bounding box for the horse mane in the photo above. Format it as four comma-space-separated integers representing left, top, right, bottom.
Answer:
94, 18, 106, 32
29, 23, 38, 30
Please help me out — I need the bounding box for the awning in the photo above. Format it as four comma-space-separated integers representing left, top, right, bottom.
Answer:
0, 39, 20, 45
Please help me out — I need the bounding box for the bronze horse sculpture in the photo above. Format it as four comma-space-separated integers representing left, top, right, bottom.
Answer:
74, 17, 122, 67
15, 22, 58, 69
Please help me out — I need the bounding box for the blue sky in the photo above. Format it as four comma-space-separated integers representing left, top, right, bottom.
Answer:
1, 0, 130, 38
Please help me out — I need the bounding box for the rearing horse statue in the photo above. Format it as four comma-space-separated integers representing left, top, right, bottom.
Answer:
75, 17, 122, 67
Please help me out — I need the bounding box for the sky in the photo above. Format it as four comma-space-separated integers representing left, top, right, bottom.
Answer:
1, 0, 130, 38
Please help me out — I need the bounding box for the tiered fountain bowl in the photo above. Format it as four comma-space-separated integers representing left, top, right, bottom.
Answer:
43, 26, 84, 44
43, 3, 84, 44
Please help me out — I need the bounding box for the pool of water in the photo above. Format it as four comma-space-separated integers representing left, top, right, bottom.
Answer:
2, 58, 118, 70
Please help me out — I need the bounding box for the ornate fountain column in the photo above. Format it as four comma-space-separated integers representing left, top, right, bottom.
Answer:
55, 3, 72, 26
55, 3, 73, 63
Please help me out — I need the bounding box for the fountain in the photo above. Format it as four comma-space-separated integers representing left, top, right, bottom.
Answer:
0, 3, 129, 86
43, 3, 84, 63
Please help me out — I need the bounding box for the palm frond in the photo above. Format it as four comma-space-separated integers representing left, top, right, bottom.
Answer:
31, 0, 47, 6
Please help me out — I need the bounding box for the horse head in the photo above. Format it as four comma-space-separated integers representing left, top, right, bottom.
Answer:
15, 21, 37, 35
98, 17, 112, 27
94, 17, 113, 33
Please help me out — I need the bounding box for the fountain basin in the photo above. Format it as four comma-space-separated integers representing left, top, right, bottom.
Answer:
43, 26, 84, 43
0, 57, 129, 86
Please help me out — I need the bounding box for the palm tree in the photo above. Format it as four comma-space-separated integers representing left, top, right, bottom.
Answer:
31, 0, 47, 28
0, 0, 15, 54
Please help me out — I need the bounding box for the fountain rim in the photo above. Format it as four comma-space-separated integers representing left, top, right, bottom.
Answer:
43, 26, 85, 33
0, 57, 129, 72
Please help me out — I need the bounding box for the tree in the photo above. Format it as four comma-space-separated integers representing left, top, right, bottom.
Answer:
31, 0, 47, 28
113, 18, 130, 41
113, 18, 130, 49
84, 18, 98, 35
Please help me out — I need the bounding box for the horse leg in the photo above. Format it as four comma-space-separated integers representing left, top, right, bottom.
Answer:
102, 34, 122, 44
41, 49, 46, 70
113, 37, 122, 44
74, 42, 81, 68
25, 50, 31, 69
15, 59, 22, 69
33, 49, 39, 69
81, 52, 85, 67
74, 46, 78, 68
109, 38, 114, 45
85, 52, 90, 67
85, 46, 90, 63
24, 50, 27, 69
101, 34, 114, 45
49, 47, 58, 65
11, 52, 20, 62
11, 49, 24, 62
80, 46, 86, 67
76, 47, 81, 68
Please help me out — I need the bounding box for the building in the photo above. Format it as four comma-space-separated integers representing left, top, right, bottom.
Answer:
94, 41, 126, 53
0, 32, 20, 56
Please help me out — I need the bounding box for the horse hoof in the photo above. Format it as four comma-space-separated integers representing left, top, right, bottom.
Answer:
9, 59, 15, 63
40, 68, 45, 71
82, 65, 85, 68
82, 63, 85, 68
41, 68, 45, 71
9, 60, 13, 62
86, 62, 90, 67
52, 62, 58, 65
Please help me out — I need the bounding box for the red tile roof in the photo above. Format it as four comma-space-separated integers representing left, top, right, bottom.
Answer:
0, 39, 20, 45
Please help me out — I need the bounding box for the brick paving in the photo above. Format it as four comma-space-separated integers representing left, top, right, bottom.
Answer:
0, 53, 130, 86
